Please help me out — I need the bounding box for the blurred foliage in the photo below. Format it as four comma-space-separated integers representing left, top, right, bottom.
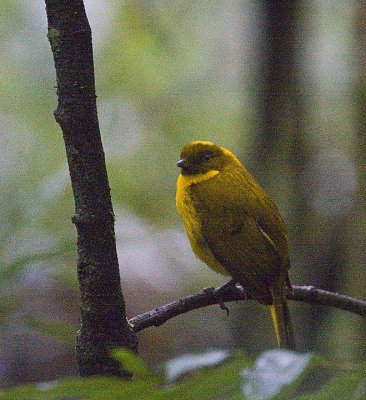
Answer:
1, 349, 366, 399
25, 316, 76, 345
0, 0, 365, 389
98, 0, 244, 223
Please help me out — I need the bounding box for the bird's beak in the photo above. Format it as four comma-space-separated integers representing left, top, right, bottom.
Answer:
177, 159, 189, 169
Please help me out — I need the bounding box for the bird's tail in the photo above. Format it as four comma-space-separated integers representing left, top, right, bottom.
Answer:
270, 286, 296, 350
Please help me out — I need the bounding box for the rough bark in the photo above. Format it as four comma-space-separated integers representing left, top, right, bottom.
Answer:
130, 283, 366, 333
44, 0, 137, 377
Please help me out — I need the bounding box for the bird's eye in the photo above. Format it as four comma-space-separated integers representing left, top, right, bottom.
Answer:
203, 153, 211, 162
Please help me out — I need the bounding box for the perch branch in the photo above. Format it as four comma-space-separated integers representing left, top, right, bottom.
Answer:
130, 283, 366, 333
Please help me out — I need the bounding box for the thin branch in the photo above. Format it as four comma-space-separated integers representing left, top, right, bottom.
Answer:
44, 0, 137, 377
130, 283, 366, 333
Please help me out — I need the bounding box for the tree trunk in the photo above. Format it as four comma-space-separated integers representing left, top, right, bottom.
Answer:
44, 0, 137, 376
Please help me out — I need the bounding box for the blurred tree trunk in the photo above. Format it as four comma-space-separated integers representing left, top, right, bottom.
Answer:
237, 0, 341, 352
352, 0, 366, 357
329, 1, 366, 359
251, 0, 310, 227
248, 0, 357, 352
253, 0, 306, 179
236, 0, 312, 351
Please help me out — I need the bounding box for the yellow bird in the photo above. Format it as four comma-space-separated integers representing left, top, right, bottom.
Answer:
176, 141, 295, 349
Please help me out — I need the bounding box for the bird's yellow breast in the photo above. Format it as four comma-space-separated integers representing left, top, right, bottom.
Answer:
176, 170, 230, 276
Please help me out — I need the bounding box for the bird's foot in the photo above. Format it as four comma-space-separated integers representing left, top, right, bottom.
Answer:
219, 299, 230, 315
214, 279, 237, 316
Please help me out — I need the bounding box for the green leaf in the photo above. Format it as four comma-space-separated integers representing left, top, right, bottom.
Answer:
165, 349, 230, 382
298, 374, 366, 400
111, 348, 152, 379
171, 352, 250, 400
45, 376, 160, 400
241, 349, 314, 400
0, 376, 162, 400
2, 351, 365, 400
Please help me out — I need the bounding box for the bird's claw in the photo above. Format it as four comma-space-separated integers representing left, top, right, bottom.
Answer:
213, 279, 237, 316
219, 299, 230, 316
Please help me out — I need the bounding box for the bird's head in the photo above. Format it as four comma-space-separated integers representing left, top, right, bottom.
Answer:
177, 141, 236, 175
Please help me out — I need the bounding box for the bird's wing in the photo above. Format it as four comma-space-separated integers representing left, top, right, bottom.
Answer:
190, 166, 289, 300
201, 207, 281, 298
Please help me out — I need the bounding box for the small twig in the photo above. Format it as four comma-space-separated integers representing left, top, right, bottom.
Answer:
129, 283, 366, 333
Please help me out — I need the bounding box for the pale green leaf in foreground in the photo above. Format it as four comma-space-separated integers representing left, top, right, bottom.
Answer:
165, 349, 230, 382
241, 349, 313, 400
